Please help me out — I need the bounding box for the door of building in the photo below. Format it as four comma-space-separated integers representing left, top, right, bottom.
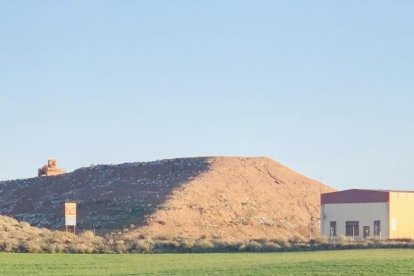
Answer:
363, 226, 370, 239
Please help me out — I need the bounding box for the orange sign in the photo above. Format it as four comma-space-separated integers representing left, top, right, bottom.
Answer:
64, 202, 76, 216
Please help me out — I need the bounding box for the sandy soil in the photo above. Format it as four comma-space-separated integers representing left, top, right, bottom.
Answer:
127, 157, 334, 241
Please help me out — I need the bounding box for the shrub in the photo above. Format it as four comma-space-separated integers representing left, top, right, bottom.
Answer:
131, 238, 154, 253
245, 241, 263, 252
312, 235, 328, 245
80, 230, 95, 240
179, 239, 195, 250
263, 240, 282, 251
337, 235, 350, 246
274, 238, 290, 248
288, 234, 306, 244
153, 240, 181, 252
194, 239, 214, 252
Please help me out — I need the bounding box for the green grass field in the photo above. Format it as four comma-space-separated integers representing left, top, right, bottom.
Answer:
1, 249, 414, 275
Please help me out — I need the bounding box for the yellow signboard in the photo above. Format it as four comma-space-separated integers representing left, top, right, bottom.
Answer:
64, 202, 76, 216
64, 202, 77, 226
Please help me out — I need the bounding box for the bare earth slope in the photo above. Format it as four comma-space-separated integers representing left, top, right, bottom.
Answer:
127, 157, 334, 241
0, 157, 210, 230
0, 157, 334, 241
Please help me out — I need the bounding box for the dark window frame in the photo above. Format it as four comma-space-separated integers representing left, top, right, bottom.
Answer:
330, 221, 337, 237
374, 220, 381, 236
345, 221, 359, 237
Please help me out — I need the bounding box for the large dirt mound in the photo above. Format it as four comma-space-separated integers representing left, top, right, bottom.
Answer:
126, 157, 334, 241
0, 157, 333, 241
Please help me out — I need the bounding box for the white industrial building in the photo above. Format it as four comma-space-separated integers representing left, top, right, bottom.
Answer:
321, 189, 414, 239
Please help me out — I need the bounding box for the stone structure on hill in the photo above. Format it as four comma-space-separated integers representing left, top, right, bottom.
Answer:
38, 159, 66, 177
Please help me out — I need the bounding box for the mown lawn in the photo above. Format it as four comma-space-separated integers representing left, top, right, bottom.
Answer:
0, 249, 414, 275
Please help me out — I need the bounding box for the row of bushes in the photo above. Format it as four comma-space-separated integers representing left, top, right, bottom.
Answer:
2, 216, 414, 253
121, 236, 414, 253
3, 233, 414, 254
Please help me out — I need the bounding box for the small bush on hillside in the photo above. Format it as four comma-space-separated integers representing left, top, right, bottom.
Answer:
0, 238, 19, 253
179, 239, 195, 250
153, 240, 181, 252
194, 239, 214, 252
337, 235, 350, 246
245, 241, 263, 252
114, 240, 126, 253
311, 235, 328, 245
288, 234, 307, 244
128, 238, 154, 253
153, 235, 168, 241
262, 240, 282, 251
80, 230, 95, 240
20, 239, 43, 253
274, 237, 290, 248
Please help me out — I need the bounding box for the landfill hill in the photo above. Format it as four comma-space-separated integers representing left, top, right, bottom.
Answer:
0, 157, 334, 241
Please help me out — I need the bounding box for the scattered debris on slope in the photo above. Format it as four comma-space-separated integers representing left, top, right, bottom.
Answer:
0, 157, 334, 241
0, 158, 210, 230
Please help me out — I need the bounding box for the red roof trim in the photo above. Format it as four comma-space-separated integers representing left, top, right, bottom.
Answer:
321, 189, 390, 204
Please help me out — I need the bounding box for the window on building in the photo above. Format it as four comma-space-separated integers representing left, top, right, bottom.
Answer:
374, 220, 381, 236
345, 221, 359, 237
330, 221, 337, 237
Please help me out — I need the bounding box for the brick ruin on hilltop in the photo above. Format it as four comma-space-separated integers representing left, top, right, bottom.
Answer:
38, 159, 66, 177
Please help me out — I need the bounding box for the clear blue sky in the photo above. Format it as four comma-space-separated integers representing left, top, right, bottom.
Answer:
1, 1, 413, 190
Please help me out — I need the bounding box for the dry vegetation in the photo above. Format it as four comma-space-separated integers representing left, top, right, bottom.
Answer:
2, 215, 414, 254
0, 215, 106, 253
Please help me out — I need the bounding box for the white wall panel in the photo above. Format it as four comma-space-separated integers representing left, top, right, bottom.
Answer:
321, 202, 388, 238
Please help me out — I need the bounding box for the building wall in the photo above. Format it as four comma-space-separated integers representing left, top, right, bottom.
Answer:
321, 202, 389, 238
389, 192, 414, 239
